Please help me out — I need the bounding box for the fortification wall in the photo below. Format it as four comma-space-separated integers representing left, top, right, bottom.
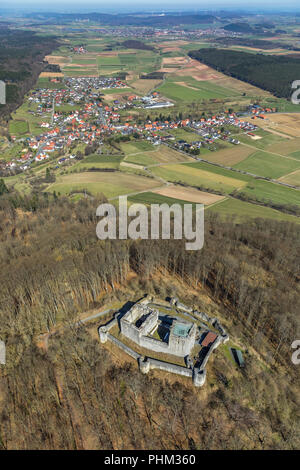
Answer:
199, 335, 222, 371
148, 358, 193, 378
98, 296, 229, 389
120, 321, 141, 344
140, 335, 169, 354
107, 333, 141, 360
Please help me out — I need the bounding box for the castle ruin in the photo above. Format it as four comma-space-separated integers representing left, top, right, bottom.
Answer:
99, 295, 229, 387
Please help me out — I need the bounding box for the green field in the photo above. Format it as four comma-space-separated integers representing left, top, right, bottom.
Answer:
35, 77, 65, 89
121, 141, 154, 154
240, 179, 300, 207
169, 75, 240, 96
119, 54, 139, 65
288, 150, 300, 161
151, 161, 300, 208
152, 163, 247, 193
47, 171, 159, 198
9, 120, 29, 136
207, 197, 300, 223
97, 56, 122, 66
126, 153, 159, 166
237, 129, 287, 150
128, 191, 195, 207
100, 88, 132, 95
158, 81, 230, 102
163, 128, 200, 143
72, 154, 124, 170
234, 150, 300, 179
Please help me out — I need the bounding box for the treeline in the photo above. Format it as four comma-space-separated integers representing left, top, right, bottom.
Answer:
120, 40, 155, 51
189, 48, 300, 98
140, 72, 165, 79
215, 37, 300, 51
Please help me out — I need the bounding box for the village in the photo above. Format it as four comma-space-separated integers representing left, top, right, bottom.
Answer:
1, 76, 260, 175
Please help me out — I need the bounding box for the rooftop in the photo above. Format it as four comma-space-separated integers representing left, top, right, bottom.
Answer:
173, 322, 191, 338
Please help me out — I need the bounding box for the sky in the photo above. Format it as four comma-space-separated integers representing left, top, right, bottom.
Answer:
1, 0, 300, 14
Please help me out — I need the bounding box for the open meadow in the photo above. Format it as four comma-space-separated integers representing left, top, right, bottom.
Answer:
47, 171, 160, 198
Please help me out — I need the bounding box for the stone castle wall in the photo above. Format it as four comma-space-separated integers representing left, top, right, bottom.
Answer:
98, 296, 229, 388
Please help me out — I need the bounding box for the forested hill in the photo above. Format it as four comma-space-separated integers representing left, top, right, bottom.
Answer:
25, 12, 216, 26
189, 48, 300, 98
0, 192, 299, 448
0, 28, 59, 122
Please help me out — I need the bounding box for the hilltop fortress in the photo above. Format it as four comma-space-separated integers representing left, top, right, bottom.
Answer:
99, 295, 229, 387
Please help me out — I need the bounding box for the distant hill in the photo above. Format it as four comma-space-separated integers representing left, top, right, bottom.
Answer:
25, 12, 217, 26
223, 22, 254, 33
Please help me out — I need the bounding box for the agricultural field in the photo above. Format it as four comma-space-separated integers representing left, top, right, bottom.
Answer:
252, 113, 300, 138
9, 101, 51, 137
46, 171, 160, 198
158, 80, 235, 102
234, 150, 300, 179
200, 145, 255, 166
9, 120, 29, 136
240, 178, 300, 207
207, 197, 300, 223
162, 127, 203, 143
130, 79, 163, 94
122, 143, 193, 165
3, 27, 300, 225
278, 169, 300, 187
152, 185, 225, 205
120, 141, 155, 154
71, 154, 124, 171
267, 137, 300, 156
151, 163, 247, 193
35, 77, 65, 89
237, 128, 288, 150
